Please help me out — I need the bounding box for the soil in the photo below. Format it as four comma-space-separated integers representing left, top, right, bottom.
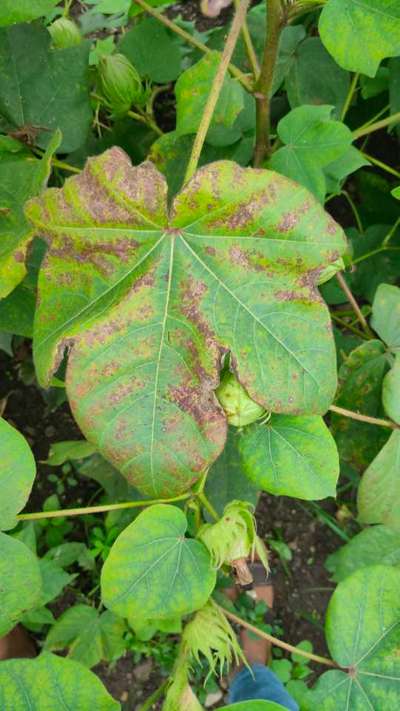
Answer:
0, 348, 344, 709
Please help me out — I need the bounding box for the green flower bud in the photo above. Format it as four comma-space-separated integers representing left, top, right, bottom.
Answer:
216, 372, 265, 427
98, 53, 143, 115
198, 500, 269, 584
48, 18, 82, 49
163, 660, 204, 711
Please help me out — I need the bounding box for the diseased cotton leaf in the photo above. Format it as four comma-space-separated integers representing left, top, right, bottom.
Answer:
26, 149, 346, 496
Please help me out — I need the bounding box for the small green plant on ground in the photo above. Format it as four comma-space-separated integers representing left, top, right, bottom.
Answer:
1, 0, 400, 709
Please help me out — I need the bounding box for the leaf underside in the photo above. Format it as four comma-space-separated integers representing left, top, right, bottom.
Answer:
27, 149, 346, 496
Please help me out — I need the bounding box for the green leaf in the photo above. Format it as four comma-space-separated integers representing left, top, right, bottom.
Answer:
38, 558, 76, 605
330, 340, 390, 473
360, 66, 390, 99
44, 542, 88, 568
101, 505, 216, 622
27, 151, 346, 496
0, 23, 92, 152
305, 566, 400, 710
285, 38, 350, 118
0, 418, 36, 530
324, 147, 370, 195
389, 58, 400, 133
0, 131, 59, 298
118, 17, 182, 83
383, 354, 400, 424
0, 282, 36, 336
319, 0, 400, 77
45, 439, 97, 466
0, 532, 42, 635
326, 525, 400, 582
175, 52, 244, 136
358, 430, 400, 530
269, 105, 352, 201
0, 652, 120, 709
271, 25, 306, 95
76, 453, 137, 501
0, 1, 59, 26
371, 283, 400, 348
205, 428, 259, 517
348, 226, 400, 303
45, 605, 126, 667
239, 415, 339, 500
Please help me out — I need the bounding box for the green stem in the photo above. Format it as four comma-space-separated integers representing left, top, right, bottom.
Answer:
355, 103, 390, 132
234, 0, 260, 78
340, 190, 364, 233
132, 0, 252, 91
127, 109, 163, 136
253, 0, 284, 167
341, 72, 359, 120
383, 216, 400, 246
360, 151, 400, 179
220, 606, 339, 668
335, 272, 372, 335
352, 245, 400, 266
51, 158, 81, 174
330, 313, 368, 339
353, 110, 400, 139
138, 679, 169, 711
198, 492, 219, 521
17, 493, 191, 522
329, 404, 400, 430
184, 0, 252, 183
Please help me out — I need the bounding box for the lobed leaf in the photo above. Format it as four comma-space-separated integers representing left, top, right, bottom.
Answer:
269, 105, 352, 201
358, 430, 400, 530
0, 23, 92, 152
26, 150, 346, 496
0, 532, 42, 636
0, 131, 59, 298
0, 652, 120, 710
0, 418, 36, 530
326, 525, 400, 582
305, 566, 400, 709
239, 415, 339, 500
101, 504, 216, 622
319, 0, 400, 77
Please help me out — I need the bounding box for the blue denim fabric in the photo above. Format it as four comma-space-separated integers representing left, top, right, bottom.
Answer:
228, 664, 299, 710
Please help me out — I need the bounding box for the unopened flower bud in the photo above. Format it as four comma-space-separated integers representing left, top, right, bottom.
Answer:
99, 54, 143, 115
216, 372, 265, 427
48, 18, 82, 49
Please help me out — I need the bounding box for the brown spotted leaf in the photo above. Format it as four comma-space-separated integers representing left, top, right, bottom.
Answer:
26, 148, 346, 497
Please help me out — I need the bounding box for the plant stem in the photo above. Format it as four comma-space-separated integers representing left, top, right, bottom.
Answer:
335, 272, 372, 335
234, 0, 260, 78
133, 0, 252, 91
360, 151, 400, 179
355, 103, 390, 132
353, 110, 400, 139
184, 0, 252, 183
138, 679, 169, 711
17, 493, 191, 521
330, 313, 368, 340
198, 492, 219, 521
220, 606, 339, 668
51, 158, 81, 174
340, 190, 364, 233
383, 216, 400, 246
253, 0, 283, 167
329, 404, 400, 430
127, 109, 163, 136
341, 72, 359, 120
